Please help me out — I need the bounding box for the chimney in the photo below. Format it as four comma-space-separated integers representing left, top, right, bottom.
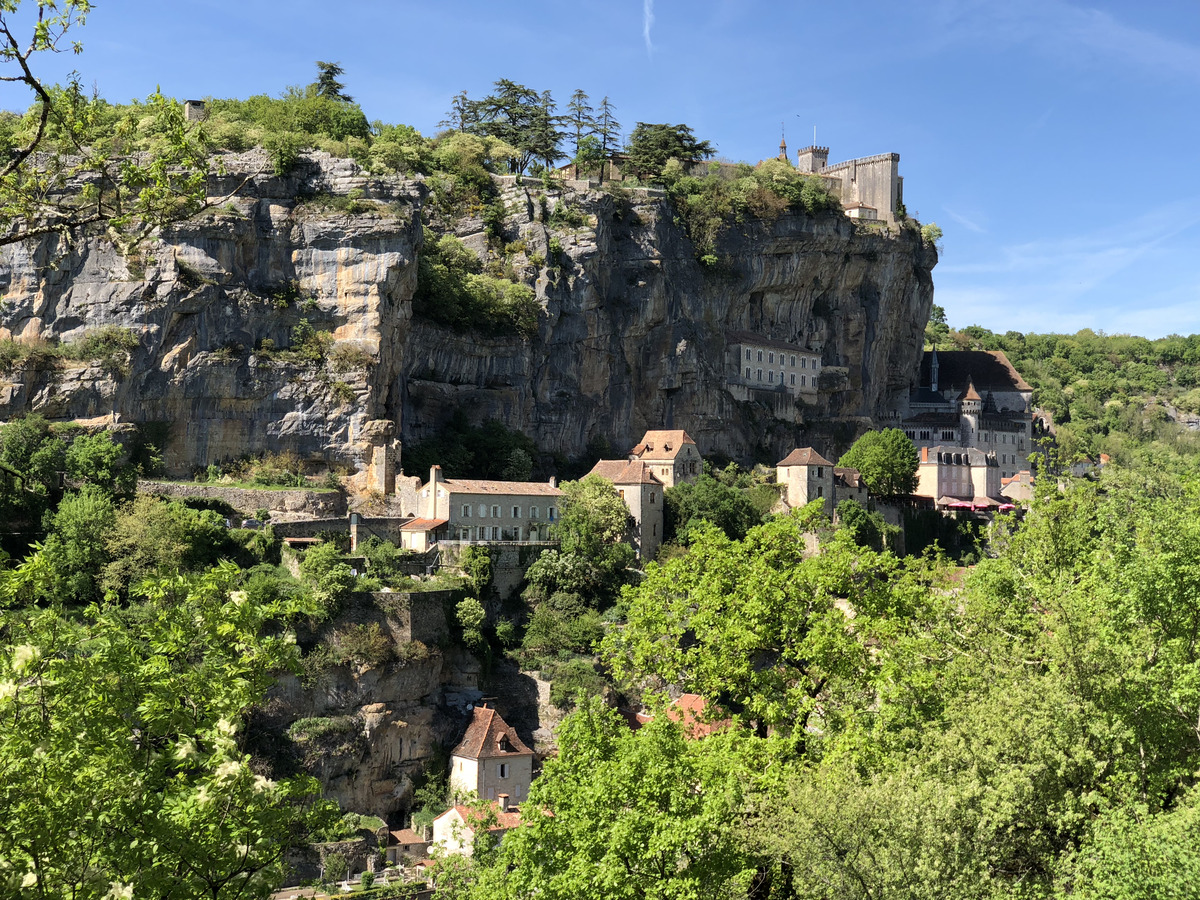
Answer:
548, 476, 557, 488
497, 793, 510, 812
921, 446, 929, 463
427, 465, 442, 518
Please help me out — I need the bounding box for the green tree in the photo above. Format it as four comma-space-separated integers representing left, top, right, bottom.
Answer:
471, 79, 563, 175
664, 471, 761, 544
625, 122, 715, 181
564, 89, 595, 176
837, 428, 919, 499
0, 560, 331, 899
526, 475, 633, 606
0, 9, 210, 247
604, 509, 920, 741
925, 303, 951, 349
595, 96, 620, 181
475, 697, 755, 900
64, 430, 137, 496
314, 60, 352, 102
40, 484, 116, 604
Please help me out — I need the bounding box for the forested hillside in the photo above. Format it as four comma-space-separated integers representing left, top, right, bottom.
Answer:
928, 308, 1200, 468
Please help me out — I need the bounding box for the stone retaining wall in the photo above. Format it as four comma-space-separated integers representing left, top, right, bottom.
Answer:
139, 480, 346, 517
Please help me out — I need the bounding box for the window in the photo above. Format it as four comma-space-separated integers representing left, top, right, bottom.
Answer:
512, 505, 521, 518
816, 467, 824, 477
492, 505, 500, 518
757, 369, 762, 381
618, 489, 625, 500
548, 507, 556, 521
817, 486, 823, 497
462, 504, 471, 518
745, 366, 751, 378
653, 523, 657, 536
769, 352, 775, 364
780, 370, 785, 384
498, 764, 510, 779
478, 503, 487, 517
650, 492, 656, 504
790, 374, 796, 385
801, 358, 807, 369
769, 371, 774, 383
920, 430, 930, 440
1019, 439, 1025, 450
531, 506, 539, 519
801, 375, 807, 386
745, 348, 751, 360
757, 350, 763, 361
514, 526, 522, 541
790, 355, 796, 366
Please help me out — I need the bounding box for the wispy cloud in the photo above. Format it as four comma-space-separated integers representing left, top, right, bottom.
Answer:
643, 0, 655, 55
943, 207, 987, 234
935, 199, 1200, 336
930, 0, 1200, 83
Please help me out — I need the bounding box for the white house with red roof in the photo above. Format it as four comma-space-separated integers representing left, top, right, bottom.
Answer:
431, 802, 524, 857
448, 703, 534, 805
776, 447, 867, 517
627, 430, 702, 488
404, 465, 564, 547
586, 458, 664, 560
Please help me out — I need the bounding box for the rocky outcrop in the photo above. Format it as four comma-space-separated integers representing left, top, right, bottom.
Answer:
0, 152, 936, 472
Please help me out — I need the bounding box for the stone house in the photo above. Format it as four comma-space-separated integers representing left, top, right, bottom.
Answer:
726, 332, 822, 401
431, 803, 523, 858
385, 828, 431, 865
587, 459, 665, 560
627, 430, 702, 488
915, 445, 1003, 508
776, 447, 866, 516
411, 465, 563, 544
448, 704, 534, 806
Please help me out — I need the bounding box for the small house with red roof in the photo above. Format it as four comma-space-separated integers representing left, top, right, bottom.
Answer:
431, 802, 524, 857
627, 430, 702, 488
449, 703, 534, 806
587, 458, 664, 559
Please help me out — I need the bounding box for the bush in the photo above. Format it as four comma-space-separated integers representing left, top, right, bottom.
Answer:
413, 229, 541, 337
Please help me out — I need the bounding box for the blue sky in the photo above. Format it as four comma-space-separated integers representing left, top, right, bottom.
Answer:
3, 0, 1199, 338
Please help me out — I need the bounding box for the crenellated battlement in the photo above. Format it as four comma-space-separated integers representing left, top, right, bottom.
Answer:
798, 147, 904, 224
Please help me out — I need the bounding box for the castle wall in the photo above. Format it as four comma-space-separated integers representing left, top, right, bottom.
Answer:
820, 154, 901, 224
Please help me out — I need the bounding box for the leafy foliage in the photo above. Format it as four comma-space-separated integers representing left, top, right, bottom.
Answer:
413, 228, 540, 336
837, 427, 919, 499
0, 561, 332, 899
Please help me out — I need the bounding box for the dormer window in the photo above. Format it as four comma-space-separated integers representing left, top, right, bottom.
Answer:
498, 735, 513, 753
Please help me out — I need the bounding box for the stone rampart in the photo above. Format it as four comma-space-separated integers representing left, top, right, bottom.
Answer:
139, 480, 346, 516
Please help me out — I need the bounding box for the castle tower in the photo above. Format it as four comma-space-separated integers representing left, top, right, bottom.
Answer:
959, 378, 982, 445
778, 133, 788, 162
795, 145, 829, 174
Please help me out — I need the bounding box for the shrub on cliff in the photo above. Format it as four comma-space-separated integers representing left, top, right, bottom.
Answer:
414, 229, 540, 337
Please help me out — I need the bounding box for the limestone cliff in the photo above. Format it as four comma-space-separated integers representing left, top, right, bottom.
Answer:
0, 151, 936, 472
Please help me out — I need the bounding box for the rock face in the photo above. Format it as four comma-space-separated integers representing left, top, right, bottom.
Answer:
0, 152, 936, 472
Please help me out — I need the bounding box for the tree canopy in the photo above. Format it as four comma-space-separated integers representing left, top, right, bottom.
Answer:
837, 427, 919, 499
625, 122, 715, 180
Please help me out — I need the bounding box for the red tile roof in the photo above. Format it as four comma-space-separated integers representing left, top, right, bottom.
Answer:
833, 467, 863, 489
437, 803, 523, 832
441, 479, 563, 497
390, 828, 430, 847
628, 430, 697, 460
451, 706, 533, 760
777, 447, 833, 467
588, 459, 664, 485
399, 517, 448, 531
